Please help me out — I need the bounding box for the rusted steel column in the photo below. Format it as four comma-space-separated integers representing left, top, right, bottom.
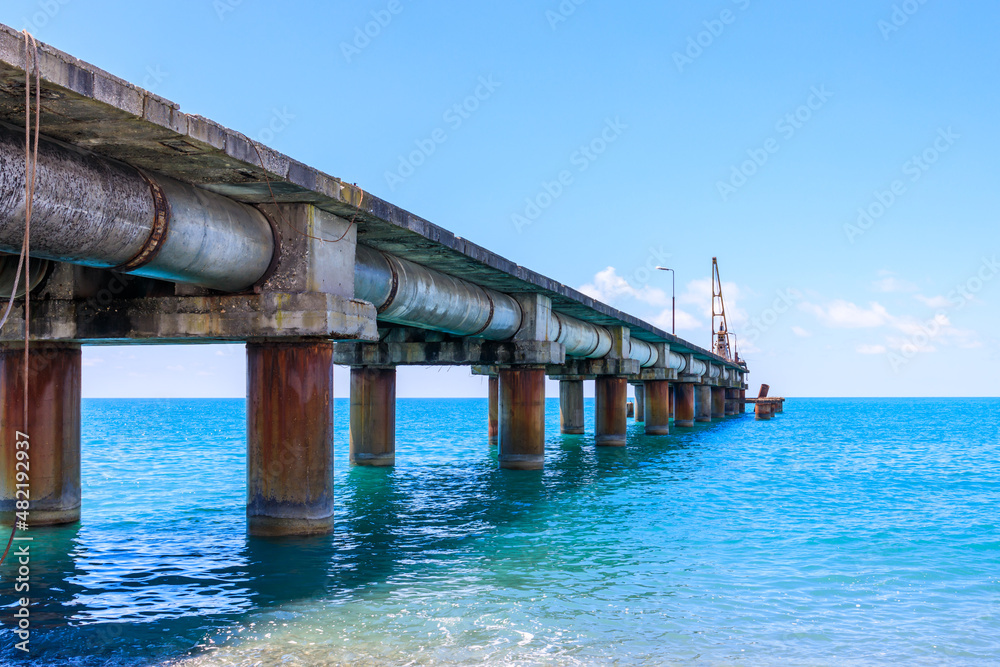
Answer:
559, 379, 585, 435
488, 375, 499, 445
643, 380, 670, 436
349, 367, 396, 466
595, 376, 627, 446
696, 385, 713, 423
0, 343, 81, 526
247, 341, 335, 537
634, 385, 645, 422
775, 399, 784, 413
498, 367, 546, 470
712, 386, 726, 419
755, 400, 772, 421
674, 383, 695, 427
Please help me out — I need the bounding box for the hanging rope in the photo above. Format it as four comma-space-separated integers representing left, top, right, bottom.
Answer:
0, 30, 40, 567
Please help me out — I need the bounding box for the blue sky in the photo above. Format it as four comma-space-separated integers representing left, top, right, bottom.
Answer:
5, 0, 998, 397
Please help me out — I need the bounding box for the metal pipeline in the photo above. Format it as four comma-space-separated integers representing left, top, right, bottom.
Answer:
354, 245, 522, 340
551, 312, 612, 358
685, 358, 708, 376
0, 253, 49, 298
0, 125, 274, 292
355, 247, 666, 367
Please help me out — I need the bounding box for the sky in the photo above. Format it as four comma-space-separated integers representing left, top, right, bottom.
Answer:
4, 0, 998, 397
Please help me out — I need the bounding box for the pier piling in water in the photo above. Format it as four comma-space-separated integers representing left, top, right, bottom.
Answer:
711, 386, 726, 419
559, 378, 585, 434
643, 380, 671, 435
595, 376, 628, 446
349, 366, 396, 467
696, 385, 713, 423
0, 343, 81, 526
246, 341, 336, 536
674, 383, 696, 427
498, 367, 546, 469
488, 375, 500, 444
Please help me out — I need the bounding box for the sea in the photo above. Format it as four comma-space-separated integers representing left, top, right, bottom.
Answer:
0, 397, 998, 666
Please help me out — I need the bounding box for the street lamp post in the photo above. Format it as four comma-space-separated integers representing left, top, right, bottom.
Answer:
655, 266, 675, 335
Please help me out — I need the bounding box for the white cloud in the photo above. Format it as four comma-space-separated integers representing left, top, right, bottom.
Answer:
872, 276, 917, 293
578, 266, 671, 307
804, 298, 980, 357
578, 267, 753, 337
914, 294, 951, 308
800, 300, 892, 328
650, 307, 701, 332
791, 326, 811, 337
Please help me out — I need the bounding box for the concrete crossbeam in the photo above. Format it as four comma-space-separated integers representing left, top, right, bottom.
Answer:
334, 340, 564, 367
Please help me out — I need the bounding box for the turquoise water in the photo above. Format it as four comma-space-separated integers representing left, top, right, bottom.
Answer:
1, 397, 998, 665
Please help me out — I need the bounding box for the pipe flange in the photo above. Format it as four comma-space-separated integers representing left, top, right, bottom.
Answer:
112, 170, 171, 273
376, 251, 399, 315
469, 291, 495, 337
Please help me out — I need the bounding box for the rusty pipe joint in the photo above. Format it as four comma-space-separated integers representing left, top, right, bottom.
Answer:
0, 125, 274, 292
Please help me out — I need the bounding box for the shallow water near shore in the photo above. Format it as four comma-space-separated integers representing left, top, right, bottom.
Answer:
1, 397, 998, 665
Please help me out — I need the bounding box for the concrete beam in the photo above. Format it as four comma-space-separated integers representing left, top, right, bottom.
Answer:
334, 339, 564, 367
546, 357, 640, 377
0, 257, 377, 344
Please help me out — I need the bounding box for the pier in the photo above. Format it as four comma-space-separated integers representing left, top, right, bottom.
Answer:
0, 25, 752, 536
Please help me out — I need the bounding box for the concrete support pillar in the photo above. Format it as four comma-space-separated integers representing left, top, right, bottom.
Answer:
595, 376, 627, 446
0, 343, 81, 526
739, 388, 746, 414
755, 401, 772, 420
724, 388, 737, 416
247, 341, 335, 536
349, 367, 395, 466
488, 375, 499, 445
775, 400, 784, 414
498, 367, 545, 470
559, 379, 585, 435
674, 383, 695, 427
711, 386, 725, 419
695, 385, 713, 423
634, 385, 645, 422
669, 383, 675, 420
643, 380, 670, 436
